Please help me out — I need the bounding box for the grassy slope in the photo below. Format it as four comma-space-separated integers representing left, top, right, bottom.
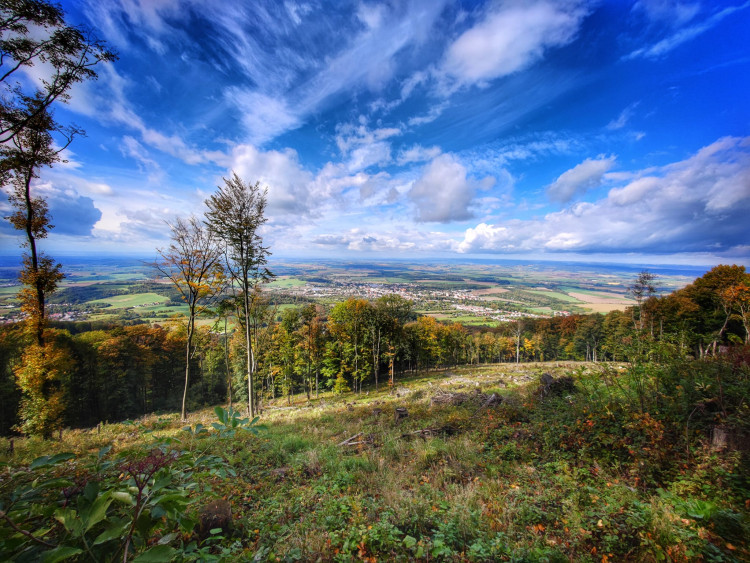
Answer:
2, 362, 747, 561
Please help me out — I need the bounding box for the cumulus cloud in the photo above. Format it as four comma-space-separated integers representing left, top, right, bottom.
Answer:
409, 154, 495, 223
546, 155, 616, 203
228, 144, 315, 216
440, 0, 589, 90
311, 227, 455, 253
1, 183, 103, 237
458, 136, 750, 255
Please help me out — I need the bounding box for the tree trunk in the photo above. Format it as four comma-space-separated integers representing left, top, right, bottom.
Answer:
243, 287, 254, 417
224, 318, 232, 408
182, 314, 194, 421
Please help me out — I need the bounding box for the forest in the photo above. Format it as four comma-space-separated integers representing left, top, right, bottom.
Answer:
1, 263, 748, 436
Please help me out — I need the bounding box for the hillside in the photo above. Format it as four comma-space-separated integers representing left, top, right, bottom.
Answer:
1, 359, 748, 562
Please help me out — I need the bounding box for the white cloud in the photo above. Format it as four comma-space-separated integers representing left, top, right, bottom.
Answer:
335, 120, 402, 154
311, 227, 455, 253
546, 155, 616, 203
457, 136, 750, 255
633, 0, 700, 27
228, 144, 315, 217
409, 154, 487, 223
626, 2, 750, 60
226, 89, 303, 146
440, 0, 589, 90
347, 142, 392, 172
606, 103, 639, 130
397, 144, 442, 165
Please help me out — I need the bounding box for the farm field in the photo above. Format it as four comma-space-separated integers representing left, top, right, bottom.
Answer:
0, 256, 704, 326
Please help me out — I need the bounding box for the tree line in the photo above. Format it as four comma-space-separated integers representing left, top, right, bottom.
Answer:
0, 262, 748, 436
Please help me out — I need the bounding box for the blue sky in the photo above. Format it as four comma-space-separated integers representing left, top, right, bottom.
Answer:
1, 0, 749, 265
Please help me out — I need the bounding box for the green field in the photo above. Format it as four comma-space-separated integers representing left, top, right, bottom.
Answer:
525, 289, 582, 303
266, 277, 306, 288
87, 293, 170, 309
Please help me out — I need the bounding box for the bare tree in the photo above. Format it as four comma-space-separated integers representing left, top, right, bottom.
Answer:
155, 216, 224, 421
629, 270, 657, 331
205, 173, 272, 417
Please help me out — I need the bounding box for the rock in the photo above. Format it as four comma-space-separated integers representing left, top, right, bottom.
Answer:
197, 499, 232, 540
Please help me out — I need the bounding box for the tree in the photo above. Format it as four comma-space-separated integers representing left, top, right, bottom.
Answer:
328, 299, 372, 393
3, 101, 69, 346
721, 283, 750, 344
629, 270, 657, 331
0, 0, 116, 145
205, 173, 272, 417
373, 294, 412, 388
213, 297, 238, 408
1, 1, 113, 437
155, 216, 224, 421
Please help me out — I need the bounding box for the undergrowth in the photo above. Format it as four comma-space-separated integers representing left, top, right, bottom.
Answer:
0, 359, 748, 562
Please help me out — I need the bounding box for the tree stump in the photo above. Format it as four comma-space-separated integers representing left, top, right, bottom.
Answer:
197, 499, 232, 540
394, 407, 408, 422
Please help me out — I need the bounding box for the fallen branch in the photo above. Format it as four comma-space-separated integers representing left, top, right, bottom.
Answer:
337, 432, 363, 447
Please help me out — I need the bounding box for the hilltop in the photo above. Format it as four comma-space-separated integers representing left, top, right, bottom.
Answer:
1, 359, 748, 561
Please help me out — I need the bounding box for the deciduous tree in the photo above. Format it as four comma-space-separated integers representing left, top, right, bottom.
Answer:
155, 216, 224, 421
205, 173, 272, 417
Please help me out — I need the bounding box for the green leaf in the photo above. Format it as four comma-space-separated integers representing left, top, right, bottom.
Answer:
54, 508, 82, 536
41, 546, 84, 563
30, 452, 76, 469
214, 406, 228, 425
93, 521, 130, 546
111, 491, 134, 505
97, 446, 112, 460
132, 545, 177, 562
151, 472, 172, 492
403, 535, 417, 549
82, 492, 112, 532
157, 532, 178, 545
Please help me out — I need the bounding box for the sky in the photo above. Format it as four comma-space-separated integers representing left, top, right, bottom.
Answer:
1, 0, 749, 266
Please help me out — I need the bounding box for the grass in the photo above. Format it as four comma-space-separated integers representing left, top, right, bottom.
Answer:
524, 289, 582, 303
2, 362, 748, 561
266, 277, 307, 289
86, 292, 170, 308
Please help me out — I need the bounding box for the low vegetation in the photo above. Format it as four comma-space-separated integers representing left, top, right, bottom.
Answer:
1, 352, 748, 561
